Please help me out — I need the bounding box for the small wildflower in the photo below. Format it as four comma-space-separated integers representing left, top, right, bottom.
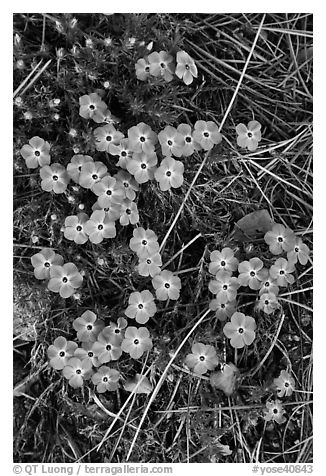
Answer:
264, 224, 296, 255
158, 126, 184, 157
91, 200, 121, 222
92, 176, 125, 208
47, 337, 78, 370
263, 400, 286, 424
126, 151, 158, 184
177, 123, 201, 157
121, 326, 153, 359
53, 113, 60, 121
20, 136, 51, 169
114, 170, 139, 201
148, 51, 174, 82
16, 59, 25, 70
79, 161, 108, 190
287, 237, 310, 265
209, 299, 237, 321
269, 258, 295, 286
84, 210, 116, 244
125, 290, 157, 324
154, 157, 184, 191
109, 138, 133, 169
208, 271, 239, 304
258, 292, 279, 314
51, 214, 57, 221
48, 263, 83, 298
128, 122, 158, 154
49, 98, 60, 108
103, 37, 112, 47
40, 164, 70, 194
236, 121, 262, 151
185, 343, 219, 375
135, 57, 151, 81
175, 50, 198, 85
92, 329, 123, 363
31, 248, 64, 280
193, 120, 222, 150
273, 370, 295, 398
94, 124, 124, 152
79, 93, 107, 121
62, 357, 93, 388
259, 275, 279, 296
152, 270, 181, 301
23, 111, 33, 121
137, 252, 162, 278
14, 96, 23, 107
73, 311, 104, 342
119, 200, 139, 226
146, 41, 153, 51
74, 342, 100, 367
223, 312, 256, 349
85, 38, 93, 48
103, 80, 110, 89
104, 317, 128, 345
64, 213, 89, 244
129, 227, 159, 258
238, 258, 268, 290
125, 37, 136, 49
209, 248, 239, 275
92, 367, 120, 393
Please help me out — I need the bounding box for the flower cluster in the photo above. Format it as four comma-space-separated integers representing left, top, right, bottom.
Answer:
31, 248, 83, 298
135, 50, 197, 85
48, 312, 154, 389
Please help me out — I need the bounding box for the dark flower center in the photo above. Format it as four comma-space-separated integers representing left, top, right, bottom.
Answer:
277, 236, 284, 243
121, 151, 127, 157
185, 64, 190, 70
141, 163, 147, 169
264, 300, 269, 305
76, 369, 82, 374
238, 327, 244, 334
203, 132, 209, 138
144, 66, 150, 72
52, 175, 58, 181
279, 270, 285, 275
44, 262, 51, 268
123, 182, 129, 187
164, 283, 170, 289
166, 171, 172, 177
167, 140, 173, 146
221, 304, 225, 309
78, 165, 82, 171
250, 271, 256, 277
86, 325, 93, 331
265, 281, 270, 287
138, 304, 144, 309
142, 239, 147, 246
106, 190, 112, 195
106, 135, 112, 142
220, 260, 226, 267
284, 382, 289, 387
222, 285, 228, 291
134, 339, 140, 345
273, 408, 278, 414
139, 136, 146, 143
126, 209, 131, 215
160, 62, 166, 68
114, 329, 120, 334
103, 377, 108, 382
106, 344, 112, 351
199, 356, 205, 361
294, 247, 300, 252
92, 174, 98, 180
247, 132, 253, 138
89, 104, 95, 110
88, 352, 94, 357
34, 150, 41, 157
185, 136, 192, 143
98, 224, 104, 230
76, 225, 82, 232
59, 351, 65, 357
62, 277, 68, 283
146, 259, 151, 265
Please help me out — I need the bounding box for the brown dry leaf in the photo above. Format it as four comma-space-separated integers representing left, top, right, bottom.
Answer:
233, 209, 273, 241
124, 374, 153, 394
210, 363, 239, 396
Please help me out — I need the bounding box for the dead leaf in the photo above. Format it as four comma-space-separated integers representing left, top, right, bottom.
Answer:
233, 209, 273, 241
123, 374, 153, 394
210, 363, 239, 396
